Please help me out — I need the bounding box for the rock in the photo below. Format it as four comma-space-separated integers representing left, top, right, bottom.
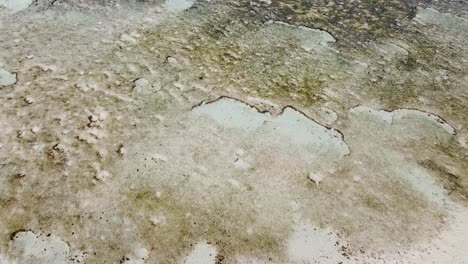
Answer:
87, 115, 99, 127
87, 128, 106, 139
130, 31, 141, 38
15, 173, 26, 178
88, 115, 98, 123
52, 143, 66, 153
97, 148, 108, 158
77, 132, 97, 144
308, 172, 324, 186
149, 214, 167, 226
166, 56, 178, 64
133, 78, 150, 92
24, 96, 34, 104
118, 145, 127, 156
127, 64, 139, 73
16, 130, 24, 139
95, 170, 111, 182
0, 68, 16, 86
16, 130, 35, 141
133, 78, 159, 95
236, 149, 245, 156
120, 33, 138, 44
98, 110, 109, 121
75, 82, 96, 93
31, 126, 41, 134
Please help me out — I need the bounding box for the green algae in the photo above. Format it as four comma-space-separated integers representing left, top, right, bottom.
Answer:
419, 159, 467, 201
244, 0, 421, 48
122, 185, 287, 263
139, 21, 339, 108
362, 195, 387, 212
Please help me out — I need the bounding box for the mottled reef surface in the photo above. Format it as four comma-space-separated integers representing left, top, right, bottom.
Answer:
0, 0, 467, 263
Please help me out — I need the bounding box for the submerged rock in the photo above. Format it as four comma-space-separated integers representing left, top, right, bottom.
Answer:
191, 97, 349, 188
192, 97, 349, 158
122, 246, 149, 264
415, 8, 468, 37
164, 0, 194, 12
0, 0, 31, 13
349, 106, 456, 136
133, 78, 160, 95
0, 68, 16, 86
8, 231, 69, 264
266, 21, 336, 52
287, 224, 343, 264
183, 241, 217, 264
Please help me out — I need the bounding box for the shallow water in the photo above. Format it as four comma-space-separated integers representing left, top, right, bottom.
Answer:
164, 0, 194, 12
